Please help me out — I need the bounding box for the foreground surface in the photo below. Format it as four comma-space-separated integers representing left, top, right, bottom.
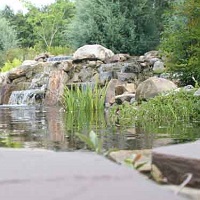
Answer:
152, 140, 200, 188
0, 148, 184, 200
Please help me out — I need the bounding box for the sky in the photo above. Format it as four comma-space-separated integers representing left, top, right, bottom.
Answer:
0, 0, 56, 13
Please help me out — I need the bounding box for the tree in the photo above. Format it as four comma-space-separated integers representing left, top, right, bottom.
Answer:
67, 0, 136, 53
0, 17, 18, 51
1, 6, 35, 48
23, 0, 75, 48
67, 0, 170, 55
160, 0, 200, 85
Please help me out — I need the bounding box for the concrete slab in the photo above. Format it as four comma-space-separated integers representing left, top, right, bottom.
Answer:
152, 141, 200, 188
0, 148, 184, 200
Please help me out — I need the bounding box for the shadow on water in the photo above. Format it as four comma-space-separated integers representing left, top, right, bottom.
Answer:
0, 105, 200, 151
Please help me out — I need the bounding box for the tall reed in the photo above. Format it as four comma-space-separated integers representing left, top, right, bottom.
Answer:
63, 83, 107, 113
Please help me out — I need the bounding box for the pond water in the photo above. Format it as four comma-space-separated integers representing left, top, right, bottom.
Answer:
0, 105, 200, 151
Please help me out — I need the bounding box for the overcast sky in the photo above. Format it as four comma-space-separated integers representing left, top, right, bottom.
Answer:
0, 0, 56, 13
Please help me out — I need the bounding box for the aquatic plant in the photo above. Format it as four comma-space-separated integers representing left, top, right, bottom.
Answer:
63, 83, 107, 112
76, 130, 103, 154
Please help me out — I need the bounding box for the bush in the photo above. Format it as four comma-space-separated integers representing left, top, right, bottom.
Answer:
1, 58, 22, 72
159, 0, 200, 85
110, 89, 200, 126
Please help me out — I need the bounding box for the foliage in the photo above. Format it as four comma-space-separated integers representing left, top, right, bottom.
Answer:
1, 58, 22, 72
110, 89, 200, 127
76, 131, 103, 154
159, 0, 200, 85
0, 17, 18, 52
63, 83, 107, 153
124, 154, 147, 170
22, 0, 75, 48
67, 0, 171, 54
63, 83, 107, 112
137, 90, 199, 123
47, 46, 73, 56
0, 136, 22, 148
67, 0, 136, 54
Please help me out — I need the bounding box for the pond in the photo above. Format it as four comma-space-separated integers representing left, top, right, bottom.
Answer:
0, 105, 200, 151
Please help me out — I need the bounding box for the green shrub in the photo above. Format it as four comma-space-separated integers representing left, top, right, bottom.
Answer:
1, 58, 22, 72
159, 0, 200, 85
110, 89, 200, 127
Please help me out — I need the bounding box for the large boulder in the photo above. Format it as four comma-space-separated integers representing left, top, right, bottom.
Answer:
45, 69, 69, 105
73, 44, 114, 62
135, 77, 177, 101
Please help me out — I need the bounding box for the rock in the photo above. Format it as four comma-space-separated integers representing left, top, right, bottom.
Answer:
91, 73, 100, 83
0, 84, 14, 104
8, 63, 44, 81
78, 68, 93, 82
99, 71, 113, 85
144, 51, 159, 60
22, 60, 37, 66
0, 72, 9, 85
108, 54, 130, 63
105, 79, 122, 105
153, 60, 165, 74
8, 65, 32, 81
135, 77, 177, 101
73, 44, 114, 62
152, 141, 200, 188
45, 69, 69, 105
60, 60, 73, 72
115, 85, 127, 95
115, 93, 135, 104
87, 60, 97, 67
123, 83, 136, 94
99, 63, 122, 73
108, 149, 152, 173
121, 62, 141, 73
29, 74, 49, 89
149, 58, 160, 66
194, 88, 200, 96
115, 84, 136, 101
151, 164, 167, 184
117, 72, 137, 82
69, 73, 79, 83
183, 85, 194, 90
12, 77, 27, 85
34, 53, 50, 62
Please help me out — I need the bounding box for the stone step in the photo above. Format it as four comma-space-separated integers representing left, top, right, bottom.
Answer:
0, 148, 184, 200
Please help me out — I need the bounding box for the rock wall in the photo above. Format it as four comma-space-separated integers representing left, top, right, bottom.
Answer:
0, 45, 164, 106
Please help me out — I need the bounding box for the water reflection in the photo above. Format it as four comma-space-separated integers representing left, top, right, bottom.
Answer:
0, 105, 199, 151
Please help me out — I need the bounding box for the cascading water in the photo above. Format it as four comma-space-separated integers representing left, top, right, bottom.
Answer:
8, 89, 45, 105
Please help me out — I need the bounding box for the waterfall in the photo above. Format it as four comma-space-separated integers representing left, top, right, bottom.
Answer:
8, 89, 45, 105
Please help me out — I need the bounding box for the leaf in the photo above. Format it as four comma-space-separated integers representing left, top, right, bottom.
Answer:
89, 130, 99, 148
75, 132, 95, 150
